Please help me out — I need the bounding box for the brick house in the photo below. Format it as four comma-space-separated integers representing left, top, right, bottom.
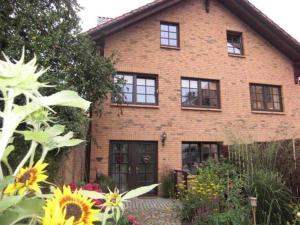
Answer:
88, 0, 300, 192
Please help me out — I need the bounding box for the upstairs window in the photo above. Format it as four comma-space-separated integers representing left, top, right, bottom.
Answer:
227, 31, 243, 55
113, 73, 157, 105
160, 22, 179, 47
181, 78, 220, 109
250, 84, 283, 112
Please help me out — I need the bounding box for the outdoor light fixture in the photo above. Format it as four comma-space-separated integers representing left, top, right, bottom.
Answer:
249, 196, 257, 225
161, 132, 167, 146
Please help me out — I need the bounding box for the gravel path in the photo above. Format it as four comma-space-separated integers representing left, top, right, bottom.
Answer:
125, 197, 182, 225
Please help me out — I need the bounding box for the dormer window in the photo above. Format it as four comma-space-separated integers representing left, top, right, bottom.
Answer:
227, 31, 243, 55
160, 22, 179, 48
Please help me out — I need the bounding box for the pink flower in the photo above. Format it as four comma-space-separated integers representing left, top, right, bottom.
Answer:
69, 182, 77, 192
82, 183, 102, 192
127, 214, 136, 223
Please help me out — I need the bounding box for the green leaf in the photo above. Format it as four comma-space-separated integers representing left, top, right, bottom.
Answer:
21, 130, 49, 143
0, 197, 46, 225
0, 196, 23, 212
123, 184, 159, 200
2, 145, 15, 164
78, 190, 105, 199
45, 125, 65, 136
38, 90, 91, 111
0, 176, 14, 192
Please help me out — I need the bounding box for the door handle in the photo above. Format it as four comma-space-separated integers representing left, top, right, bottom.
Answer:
128, 166, 131, 174
136, 167, 139, 173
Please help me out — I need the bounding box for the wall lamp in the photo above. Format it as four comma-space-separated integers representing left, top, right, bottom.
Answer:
161, 132, 167, 146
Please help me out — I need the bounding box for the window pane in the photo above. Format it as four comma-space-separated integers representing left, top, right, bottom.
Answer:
234, 48, 241, 54
256, 86, 263, 93
124, 93, 132, 102
190, 80, 198, 89
146, 86, 155, 94
266, 102, 274, 110
161, 31, 168, 38
161, 24, 169, 31
201, 81, 209, 89
137, 85, 146, 94
228, 47, 235, 54
182, 96, 189, 104
210, 82, 217, 90
257, 101, 263, 109
273, 88, 279, 95
146, 79, 155, 86
137, 94, 146, 103
147, 95, 155, 103
274, 102, 281, 110
182, 80, 189, 88
123, 84, 133, 93
169, 25, 177, 32
169, 32, 177, 39
137, 78, 145, 85
161, 38, 168, 45
169, 39, 177, 46
273, 94, 280, 102
190, 89, 198, 97
182, 88, 190, 97
210, 98, 218, 107
124, 75, 133, 84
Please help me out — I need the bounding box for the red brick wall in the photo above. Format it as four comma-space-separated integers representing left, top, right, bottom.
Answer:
90, 0, 300, 180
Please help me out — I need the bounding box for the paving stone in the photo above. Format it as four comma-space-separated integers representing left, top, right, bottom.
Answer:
125, 197, 182, 225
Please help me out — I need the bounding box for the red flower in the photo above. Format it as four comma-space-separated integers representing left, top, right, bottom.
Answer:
82, 183, 102, 192
68, 182, 77, 192
127, 214, 136, 223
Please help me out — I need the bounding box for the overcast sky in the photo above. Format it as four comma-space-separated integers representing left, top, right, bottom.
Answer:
78, 0, 300, 42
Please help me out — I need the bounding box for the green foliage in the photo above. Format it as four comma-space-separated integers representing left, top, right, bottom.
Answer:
160, 169, 174, 198
96, 173, 116, 193
181, 161, 251, 225
247, 169, 293, 225
0, 0, 117, 177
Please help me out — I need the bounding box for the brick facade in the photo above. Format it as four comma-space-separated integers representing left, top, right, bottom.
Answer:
90, 0, 300, 182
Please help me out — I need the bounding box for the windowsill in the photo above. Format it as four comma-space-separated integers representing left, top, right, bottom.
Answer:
182, 107, 222, 112
228, 53, 246, 58
251, 110, 285, 115
111, 103, 159, 109
160, 45, 180, 50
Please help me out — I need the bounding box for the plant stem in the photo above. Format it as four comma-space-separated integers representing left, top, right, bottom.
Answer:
40, 148, 49, 162
14, 141, 38, 175
0, 90, 15, 180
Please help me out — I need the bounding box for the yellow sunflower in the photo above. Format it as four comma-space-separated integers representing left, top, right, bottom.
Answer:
42, 186, 98, 225
5, 161, 48, 195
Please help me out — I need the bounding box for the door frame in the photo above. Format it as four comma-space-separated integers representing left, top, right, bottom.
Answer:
108, 140, 158, 195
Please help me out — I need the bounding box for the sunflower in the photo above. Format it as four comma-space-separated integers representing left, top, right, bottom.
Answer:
5, 161, 48, 195
42, 186, 97, 225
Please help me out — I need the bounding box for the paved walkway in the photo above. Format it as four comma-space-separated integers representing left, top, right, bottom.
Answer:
125, 197, 182, 225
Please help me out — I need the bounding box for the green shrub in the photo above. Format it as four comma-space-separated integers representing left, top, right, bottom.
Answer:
181, 161, 250, 224
95, 173, 116, 192
160, 169, 174, 198
247, 169, 293, 225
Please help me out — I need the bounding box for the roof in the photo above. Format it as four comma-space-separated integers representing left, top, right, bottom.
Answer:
88, 0, 300, 62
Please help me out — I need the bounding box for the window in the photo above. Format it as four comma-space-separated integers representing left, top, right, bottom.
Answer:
182, 142, 220, 174
250, 84, 283, 112
181, 78, 220, 108
113, 73, 157, 105
160, 22, 179, 47
227, 31, 243, 55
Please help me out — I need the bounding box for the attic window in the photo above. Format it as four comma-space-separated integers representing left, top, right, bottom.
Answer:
227, 31, 243, 55
160, 22, 179, 48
